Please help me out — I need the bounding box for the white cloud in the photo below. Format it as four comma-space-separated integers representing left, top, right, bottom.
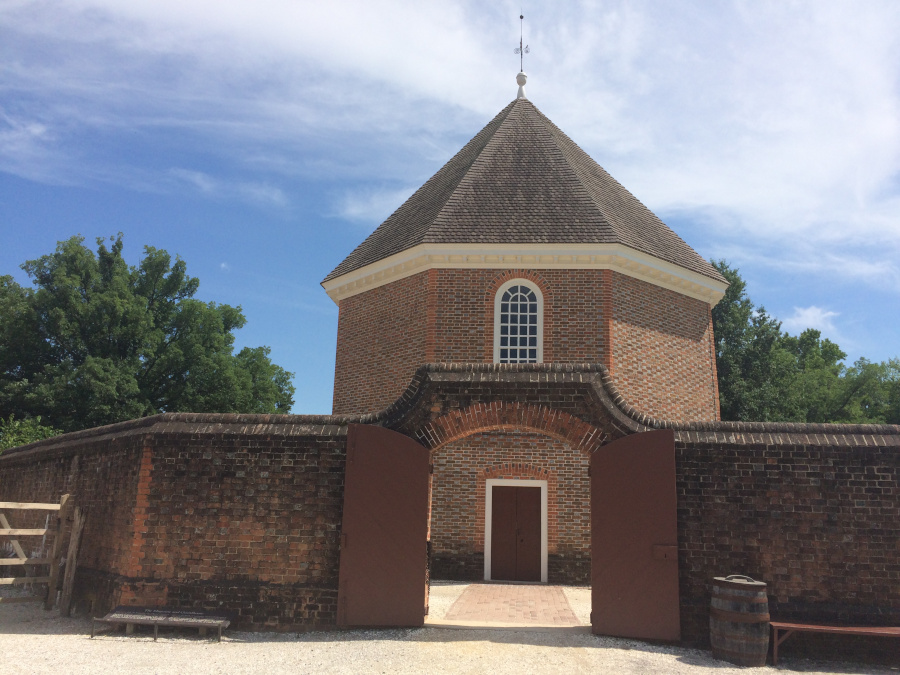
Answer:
2, 0, 900, 290
219, 262, 230, 271
335, 186, 415, 226
781, 306, 839, 335
237, 182, 287, 208
169, 168, 216, 194
168, 167, 286, 207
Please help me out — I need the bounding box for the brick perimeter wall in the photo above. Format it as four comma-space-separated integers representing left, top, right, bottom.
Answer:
133, 431, 347, 630
612, 274, 719, 422
430, 430, 590, 583
0, 421, 349, 630
675, 439, 899, 659
0, 433, 145, 610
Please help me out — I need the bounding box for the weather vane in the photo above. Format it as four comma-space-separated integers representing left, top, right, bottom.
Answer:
514, 13, 529, 71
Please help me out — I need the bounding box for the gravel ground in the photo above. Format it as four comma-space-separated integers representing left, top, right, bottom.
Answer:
2, 586, 895, 675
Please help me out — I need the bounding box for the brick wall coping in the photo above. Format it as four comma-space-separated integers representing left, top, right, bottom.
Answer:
2, 363, 898, 463
383, 363, 900, 443
0, 412, 353, 464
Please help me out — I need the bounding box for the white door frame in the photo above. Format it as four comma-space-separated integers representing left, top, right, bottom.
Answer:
484, 478, 548, 582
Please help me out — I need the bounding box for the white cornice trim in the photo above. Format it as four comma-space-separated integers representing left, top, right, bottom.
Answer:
321, 243, 728, 306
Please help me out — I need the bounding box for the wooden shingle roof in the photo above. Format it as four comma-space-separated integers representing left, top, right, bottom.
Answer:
324, 98, 725, 284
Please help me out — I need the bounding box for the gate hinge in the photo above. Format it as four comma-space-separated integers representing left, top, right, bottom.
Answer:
590, 611, 593, 623
587, 465, 591, 477
429, 464, 434, 474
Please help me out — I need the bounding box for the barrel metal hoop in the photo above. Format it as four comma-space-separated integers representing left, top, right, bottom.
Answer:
710, 607, 771, 623
711, 590, 769, 604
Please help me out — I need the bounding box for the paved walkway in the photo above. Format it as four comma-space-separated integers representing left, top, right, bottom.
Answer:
440, 583, 581, 627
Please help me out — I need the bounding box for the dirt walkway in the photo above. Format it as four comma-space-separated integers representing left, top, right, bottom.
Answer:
1, 588, 893, 675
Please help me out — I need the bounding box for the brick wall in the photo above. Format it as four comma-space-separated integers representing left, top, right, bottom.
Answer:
134, 424, 347, 630
674, 434, 900, 656
0, 430, 146, 599
0, 415, 350, 630
332, 268, 718, 422
332, 272, 429, 415
611, 274, 719, 421
430, 430, 590, 583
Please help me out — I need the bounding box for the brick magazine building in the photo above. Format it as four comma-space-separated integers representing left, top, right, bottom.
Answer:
324, 81, 728, 583
0, 75, 897, 658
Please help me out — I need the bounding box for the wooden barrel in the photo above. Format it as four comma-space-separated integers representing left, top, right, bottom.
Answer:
710, 575, 770, 666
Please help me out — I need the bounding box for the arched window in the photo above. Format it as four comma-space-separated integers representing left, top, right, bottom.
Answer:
494, 280, 543, 363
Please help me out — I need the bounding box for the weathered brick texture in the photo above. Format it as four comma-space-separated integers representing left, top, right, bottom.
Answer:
332, 272, 429, 415
332, 269, 719, 421
611, 274, 719, 421
0, 415, 349, 630
674, 436, 900, 657
0, 431, 146, 597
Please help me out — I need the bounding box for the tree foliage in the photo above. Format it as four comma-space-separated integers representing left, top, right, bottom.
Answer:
0, 235, 295, 433
712, 260, 899, 424
0, 414, 59, 452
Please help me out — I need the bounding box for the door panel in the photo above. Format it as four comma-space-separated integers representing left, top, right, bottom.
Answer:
490, 485, 541, 582
591, 429, 680, 641
516, 487, 541, 582
337, 424, 430, 627
491, 486, 518, 581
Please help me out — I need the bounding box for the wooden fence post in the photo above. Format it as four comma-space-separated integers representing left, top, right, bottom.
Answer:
59, 506, 85, 617
43, 494, 71, 610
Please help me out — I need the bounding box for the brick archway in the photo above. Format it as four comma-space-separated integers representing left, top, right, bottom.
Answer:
417, 402, 608, 456
423, 404, 599, 582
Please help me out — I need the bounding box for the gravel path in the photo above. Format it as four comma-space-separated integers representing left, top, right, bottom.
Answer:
2, 587, 894, 674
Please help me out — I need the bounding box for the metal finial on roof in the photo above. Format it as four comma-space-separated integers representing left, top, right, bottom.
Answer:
514, 14, 530, 71
514, 13, 529, 99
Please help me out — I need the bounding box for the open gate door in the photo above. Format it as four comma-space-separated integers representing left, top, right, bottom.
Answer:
591, 429, 680, 641
337, 424, 430, 627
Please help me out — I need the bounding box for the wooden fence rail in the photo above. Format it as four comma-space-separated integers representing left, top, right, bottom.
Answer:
0, 494, 79, 612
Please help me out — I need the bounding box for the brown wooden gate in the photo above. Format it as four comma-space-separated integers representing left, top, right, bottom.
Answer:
336, 424, 430, 627
591, 429, 680, 641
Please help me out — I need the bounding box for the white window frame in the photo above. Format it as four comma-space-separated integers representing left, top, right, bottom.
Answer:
493, 279, 544, 364
483, 478, 548, 583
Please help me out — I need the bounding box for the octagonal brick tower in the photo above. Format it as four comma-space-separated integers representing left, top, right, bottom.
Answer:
322, 82, 728, 423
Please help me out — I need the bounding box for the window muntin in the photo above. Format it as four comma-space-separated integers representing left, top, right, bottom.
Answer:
495, 281, 542, 363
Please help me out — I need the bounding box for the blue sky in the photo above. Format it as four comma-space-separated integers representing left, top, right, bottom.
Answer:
2, 0, 899, 414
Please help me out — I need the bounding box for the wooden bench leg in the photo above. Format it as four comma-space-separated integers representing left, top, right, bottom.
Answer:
772, 627, 795, 666
199, 627, 207, 638
125, 623, 134, 635
772, 626, 778, 665
154, 624, 159, 641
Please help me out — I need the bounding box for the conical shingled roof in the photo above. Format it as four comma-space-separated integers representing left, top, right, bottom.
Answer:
323, 98, 725, 284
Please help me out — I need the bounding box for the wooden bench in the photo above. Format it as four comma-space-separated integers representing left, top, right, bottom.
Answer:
770, 621, 900, 665
91, 606, 231, 642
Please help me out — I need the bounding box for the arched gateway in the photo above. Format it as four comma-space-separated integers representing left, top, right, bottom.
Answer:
334, 421, 681, 642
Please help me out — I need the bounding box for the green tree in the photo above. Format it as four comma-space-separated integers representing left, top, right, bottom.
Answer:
711, 260, 796, 421
711, 260, 899, 424
0, 235, 295, 433
0, 415, 59, 452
